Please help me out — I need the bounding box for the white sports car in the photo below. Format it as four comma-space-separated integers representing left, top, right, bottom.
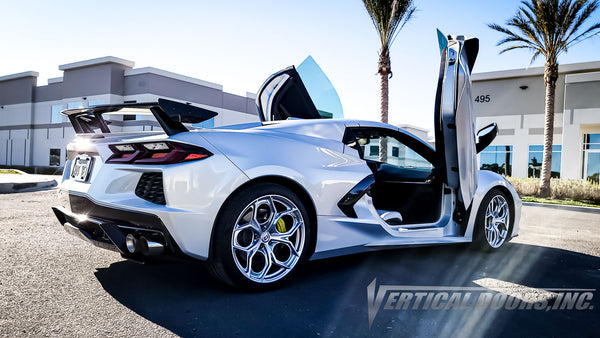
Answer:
53, 33, 521, 290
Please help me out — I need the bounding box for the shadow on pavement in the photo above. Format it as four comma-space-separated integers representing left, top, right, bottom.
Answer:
94, 243, 599, 337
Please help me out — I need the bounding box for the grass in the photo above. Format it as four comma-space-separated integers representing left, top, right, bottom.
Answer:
521, 196, 600, 208
506, 176, 600, 208
0, 169, 22, 175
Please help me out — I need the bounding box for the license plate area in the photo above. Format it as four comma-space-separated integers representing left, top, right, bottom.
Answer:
71, 154, 94, 182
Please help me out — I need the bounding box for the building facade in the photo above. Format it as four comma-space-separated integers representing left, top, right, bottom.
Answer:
0, 56, 259, 172
472, 61, 600, 182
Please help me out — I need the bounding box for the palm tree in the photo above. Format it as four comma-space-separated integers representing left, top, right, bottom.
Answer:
363, 0, 416, 161
489, 0, 600, 197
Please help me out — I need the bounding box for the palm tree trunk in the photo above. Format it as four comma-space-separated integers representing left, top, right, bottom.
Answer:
538, 61, 558, 198
379, 51, 390, 162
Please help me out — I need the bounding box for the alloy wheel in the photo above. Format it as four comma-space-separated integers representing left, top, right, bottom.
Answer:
230, 194, 305, 283
484, 195, 509, 248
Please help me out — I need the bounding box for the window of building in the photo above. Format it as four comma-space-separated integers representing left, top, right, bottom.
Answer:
480, 145, 512, 176
392, 146, 399, 157
123, 114, 137, 121
49, 149, 61, 166
528, 145, 562, 178
88, 99, 105, 107
121, 101, 139, 121
51, 105, 63, 124
584, 134, 600, 183
67, 102, 83, 109
369, 145, 379, 157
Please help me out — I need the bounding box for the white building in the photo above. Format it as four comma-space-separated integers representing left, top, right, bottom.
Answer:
472, 61, 600, 182
0, 57, 260, 173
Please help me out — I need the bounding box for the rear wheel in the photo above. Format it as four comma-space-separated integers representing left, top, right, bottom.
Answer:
208, 183, 311, 290
472, 188, 512, 251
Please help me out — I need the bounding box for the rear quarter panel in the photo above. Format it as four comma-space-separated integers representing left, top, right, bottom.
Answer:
197, 127, 372, 217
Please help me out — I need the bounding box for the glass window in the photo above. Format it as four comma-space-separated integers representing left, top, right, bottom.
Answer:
361, 136, 433, 170
49, 149, 61, 166
528, 145, 562, 178
584, 133, 600, 150
584, 134, 600, 183
480, 145, 512, 176
369, 145, 379, 157
88, 99, 105, 107
193, 118, 214, 129
67, 102, 83, 109
123, 115, 137, 121
51, 105, 63, 124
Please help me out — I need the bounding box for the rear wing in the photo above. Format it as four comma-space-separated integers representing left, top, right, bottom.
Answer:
61, 99, 218, 136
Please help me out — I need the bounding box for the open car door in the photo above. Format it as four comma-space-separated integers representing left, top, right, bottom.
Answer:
433, 30, 479, 208
256, 56, 343, 122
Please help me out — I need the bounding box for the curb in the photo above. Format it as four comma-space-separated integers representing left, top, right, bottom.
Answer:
0, 180, 58, 194
522, 201, 600, 214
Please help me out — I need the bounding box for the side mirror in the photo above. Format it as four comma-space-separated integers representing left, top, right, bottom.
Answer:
476, 123, 498, 153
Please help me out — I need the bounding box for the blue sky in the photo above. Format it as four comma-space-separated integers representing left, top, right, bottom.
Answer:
1, 0, 598, 131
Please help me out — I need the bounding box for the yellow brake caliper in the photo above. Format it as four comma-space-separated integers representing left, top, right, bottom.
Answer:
276, 218, 287, 233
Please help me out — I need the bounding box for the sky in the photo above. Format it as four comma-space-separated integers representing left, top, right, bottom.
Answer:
1, 0, 599, 133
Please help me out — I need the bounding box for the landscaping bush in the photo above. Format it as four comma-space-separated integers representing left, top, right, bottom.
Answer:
505, 177, 600, 205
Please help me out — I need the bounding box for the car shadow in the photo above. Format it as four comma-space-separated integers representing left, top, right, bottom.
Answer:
94, 243, 599, 337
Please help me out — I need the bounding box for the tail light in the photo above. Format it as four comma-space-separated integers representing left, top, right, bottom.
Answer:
107, 141, 212, 164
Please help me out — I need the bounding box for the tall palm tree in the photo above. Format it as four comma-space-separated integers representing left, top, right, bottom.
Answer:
489, 0, 600, 197
363, 0, 416, 161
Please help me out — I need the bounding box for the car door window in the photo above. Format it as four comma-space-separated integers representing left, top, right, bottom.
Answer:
360, 135, 433, 171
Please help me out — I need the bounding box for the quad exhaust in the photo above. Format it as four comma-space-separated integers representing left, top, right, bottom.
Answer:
125, 234, 164, 256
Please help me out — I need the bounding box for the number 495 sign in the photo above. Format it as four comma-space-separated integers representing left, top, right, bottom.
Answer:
475, 94, 490, 103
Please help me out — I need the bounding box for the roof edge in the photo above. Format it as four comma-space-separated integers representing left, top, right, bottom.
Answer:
0, 71, 39, 82
124, 67, 223, 91
472, 61, 600, 81
59, 56, 135, 71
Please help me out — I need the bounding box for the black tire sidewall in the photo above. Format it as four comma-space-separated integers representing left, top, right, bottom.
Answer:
472, 188, 512, 251
211, 182, 311, 291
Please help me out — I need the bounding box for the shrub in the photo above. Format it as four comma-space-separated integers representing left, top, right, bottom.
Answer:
505, 177, 600, 204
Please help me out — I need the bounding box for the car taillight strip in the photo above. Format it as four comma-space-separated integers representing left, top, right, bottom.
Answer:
107, 142, 212, 165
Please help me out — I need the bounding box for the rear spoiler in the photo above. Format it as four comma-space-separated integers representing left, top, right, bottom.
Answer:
61, 98, 218, 136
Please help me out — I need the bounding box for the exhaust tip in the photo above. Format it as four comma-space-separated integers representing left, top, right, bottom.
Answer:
125, 234, 137, 254
139, 236, 164, 256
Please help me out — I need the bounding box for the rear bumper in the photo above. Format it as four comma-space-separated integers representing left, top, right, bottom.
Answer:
52, 193, 184, 260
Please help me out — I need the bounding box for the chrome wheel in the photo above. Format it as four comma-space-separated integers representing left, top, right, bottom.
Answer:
484, 195, 509, 248
231, 194, 306, 284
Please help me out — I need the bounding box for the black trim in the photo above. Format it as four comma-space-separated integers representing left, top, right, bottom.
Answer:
476, 123, 498, 153
135, 172, 166, 205
337, 175, 375, 218
433, 47, 449, 185
463, 38, 479, 74
62, 99, 218, 136
53, 194, 184, 258
255, 66, 321, 122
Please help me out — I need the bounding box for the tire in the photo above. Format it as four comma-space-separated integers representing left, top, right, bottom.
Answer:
472, 188, 513, 251
208, 183, 311, 291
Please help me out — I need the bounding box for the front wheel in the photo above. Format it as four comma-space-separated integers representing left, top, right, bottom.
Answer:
472, 188, 513, 251
208, 183, 311, 291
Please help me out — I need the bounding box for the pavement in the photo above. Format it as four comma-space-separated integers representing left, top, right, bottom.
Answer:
0, 170, 61, 193
0, 190, 598, 337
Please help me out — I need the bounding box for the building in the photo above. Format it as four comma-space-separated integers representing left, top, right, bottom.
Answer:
472, 61, 600, 182
0, 56, 259, 173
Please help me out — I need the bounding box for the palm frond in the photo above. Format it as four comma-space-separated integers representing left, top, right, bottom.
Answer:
362, 0, 416, 51
489, 0, 600, 63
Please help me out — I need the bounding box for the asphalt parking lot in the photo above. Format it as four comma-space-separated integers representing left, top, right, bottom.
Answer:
1, 190, 598, 337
